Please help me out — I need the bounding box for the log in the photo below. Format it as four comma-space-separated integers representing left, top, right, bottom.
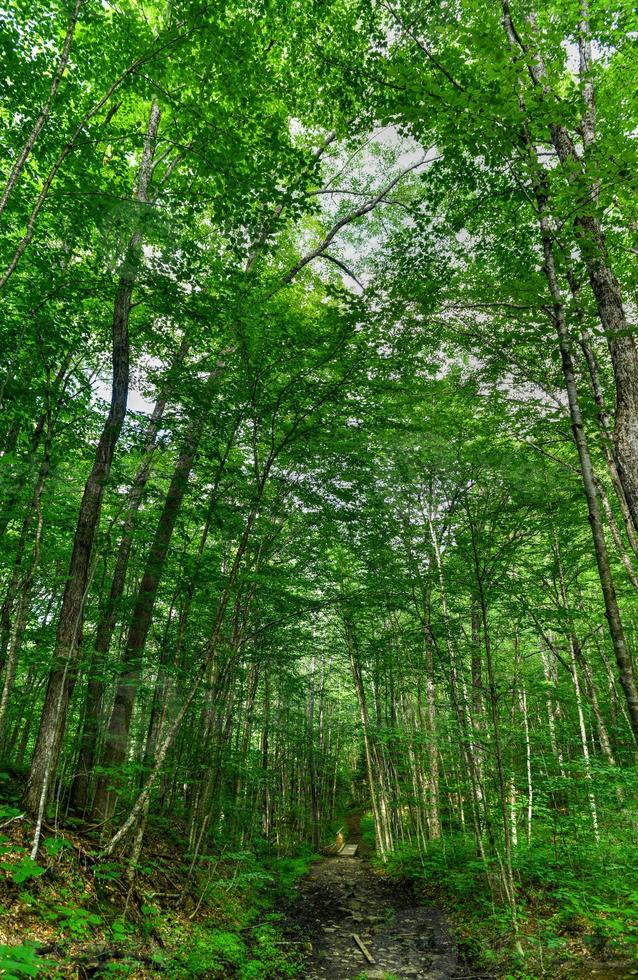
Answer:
352, 933, 375, 965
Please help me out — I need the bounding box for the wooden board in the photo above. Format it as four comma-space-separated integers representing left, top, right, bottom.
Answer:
338, 843, 358, 856
352, 933, 375, 964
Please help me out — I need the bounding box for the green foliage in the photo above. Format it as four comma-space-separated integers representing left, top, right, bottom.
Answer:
41, 836, 71, 858
94, 961, 143, 977
164, 921, 300, 979
41, 902, 102, 938
351, 974, 400, 980
359, 814, 376, 851
0, 843, 46, 886
109, 918, 132, 943
8, 859, 46, 887
184, 929, 246, 977
2, 2, 638, 979
93, 860, 123, 883
0, 806, 22, 822
262, 850, 319, 902
240, 923, 300, 980
386, 829, 638, 976
0, 944, 53, 979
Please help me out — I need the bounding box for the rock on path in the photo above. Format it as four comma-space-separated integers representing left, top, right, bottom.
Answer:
284, 854, 461, 980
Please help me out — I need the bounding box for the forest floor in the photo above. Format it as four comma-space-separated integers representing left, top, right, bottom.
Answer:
1, 792, 636, 978
282, 815, 638, 980
283, 815, 466, 980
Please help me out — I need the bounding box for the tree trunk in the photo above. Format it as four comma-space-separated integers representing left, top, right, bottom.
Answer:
345, 615, 393, 860
23, 101, 161, 819
0, 0, 83, 217
535, 200, 638, 745
71, 348, 186, 814
92, 378, 232, 823
503, 0, 638, 536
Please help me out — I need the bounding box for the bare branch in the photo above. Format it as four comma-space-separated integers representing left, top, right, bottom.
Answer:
283, 157, 429, 283
317, 253, 364, 290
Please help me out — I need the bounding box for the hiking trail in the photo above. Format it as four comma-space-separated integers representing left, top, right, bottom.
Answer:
284, 815, 467, 980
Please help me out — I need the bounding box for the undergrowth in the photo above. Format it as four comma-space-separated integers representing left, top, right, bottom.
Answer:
383, 828, 638, 978
0, 787, 318, 978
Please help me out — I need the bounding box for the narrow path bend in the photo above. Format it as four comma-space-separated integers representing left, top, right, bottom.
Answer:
285, 817, 463, 980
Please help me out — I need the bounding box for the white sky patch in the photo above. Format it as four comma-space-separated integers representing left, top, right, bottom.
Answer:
562, 39, 580, 76
93, 377, 155, 414
93, 354, 163, 414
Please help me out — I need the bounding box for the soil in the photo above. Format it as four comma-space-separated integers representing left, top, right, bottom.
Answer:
283, 816, 471, 980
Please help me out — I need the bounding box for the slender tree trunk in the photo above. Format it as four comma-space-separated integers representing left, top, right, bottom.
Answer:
102, 489, 266, 856
540, 642, 566, 779
0, 503, 44, 741
0, 402, 56, 673
503, 0, 638, 536
0, 347, 73, 548
92, 379, 232, 822
520, 686, 533, 845
23, 101, 161, 820
428, 517, 488, 862
553, 536, 601, 839
306, 654, 321, 850
423, 627, 441, 839
468, 523, 520, 939
498, 21, 638, 738
71, 383, 178, 812
571, 279, 638, 563
535, 200, 638, 744
345, 616, 393, 860
0, 0, 83, 217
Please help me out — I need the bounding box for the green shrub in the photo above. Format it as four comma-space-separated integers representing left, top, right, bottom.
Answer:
167, 927, 248, 977
384, 829, 638, 977
360, 814, 376, 850
240, 923, 299, 979
0, 944, 54, 979
42, 903, 102, 938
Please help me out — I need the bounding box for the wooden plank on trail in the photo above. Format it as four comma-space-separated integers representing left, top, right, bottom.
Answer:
338, 843, 358, 856
352, 933, 375, 964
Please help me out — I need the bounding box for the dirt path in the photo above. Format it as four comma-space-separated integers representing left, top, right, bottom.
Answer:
284, 818, 464, 979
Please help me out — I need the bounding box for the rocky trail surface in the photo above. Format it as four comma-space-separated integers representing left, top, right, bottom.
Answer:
283, 818, 474, 980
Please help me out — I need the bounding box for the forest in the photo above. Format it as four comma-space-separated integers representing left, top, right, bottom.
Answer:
1, 0, 638, 976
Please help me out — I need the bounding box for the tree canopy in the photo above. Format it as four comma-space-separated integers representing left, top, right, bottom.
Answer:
1, 0, 638, 975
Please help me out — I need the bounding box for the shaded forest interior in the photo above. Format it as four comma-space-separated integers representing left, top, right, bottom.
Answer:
1, 0, 638, 976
